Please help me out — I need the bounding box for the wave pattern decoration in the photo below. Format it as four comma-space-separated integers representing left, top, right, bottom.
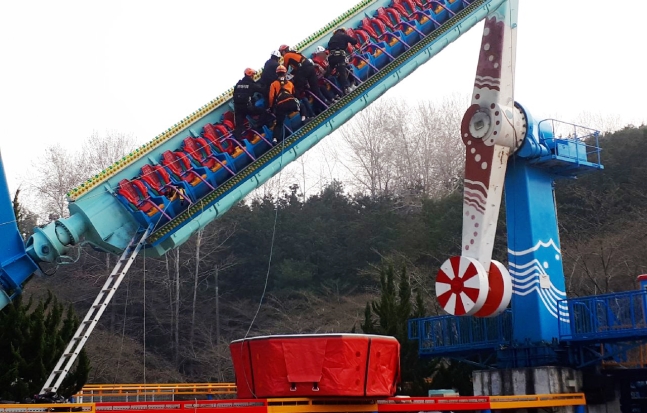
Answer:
508, 240, 569, 323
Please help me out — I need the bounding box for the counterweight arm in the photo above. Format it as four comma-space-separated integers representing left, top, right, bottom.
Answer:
435, 0, 524, 317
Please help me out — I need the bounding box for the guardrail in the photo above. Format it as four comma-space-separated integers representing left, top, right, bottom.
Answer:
559, 290, 647, 342
408, 309, 512, 356
75, 383, 236, 402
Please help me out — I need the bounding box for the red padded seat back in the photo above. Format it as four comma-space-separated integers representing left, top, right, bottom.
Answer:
348, 28, 371, 46
360, 18, 380, 40
117, 179, 153, 213
141, 164, 171, 192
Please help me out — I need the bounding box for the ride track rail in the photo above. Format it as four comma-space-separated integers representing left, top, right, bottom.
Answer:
147, 0, 495, 244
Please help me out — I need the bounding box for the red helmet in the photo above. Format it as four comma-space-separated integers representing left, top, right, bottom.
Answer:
244, 68, 256, 77
279, 45, 290, 53
276, 65, 287, 74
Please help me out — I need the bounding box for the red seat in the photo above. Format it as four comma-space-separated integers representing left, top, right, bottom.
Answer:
222, 111, 235, 129
161, 150, 202, 186
141, 164, 172, 193
116, 179, 158, 216
222, 119, 235, 131
370, 17, 390, 36
376, 8, 400, 29
392, 0, 420, 16
347, 28, 371, 47
203, 123, 235, 155
359, 18, 381, 40
183, 137, 221, 171
141, 164, 193, 204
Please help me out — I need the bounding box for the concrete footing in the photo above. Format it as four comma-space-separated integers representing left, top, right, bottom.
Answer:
473, 366, 583, 412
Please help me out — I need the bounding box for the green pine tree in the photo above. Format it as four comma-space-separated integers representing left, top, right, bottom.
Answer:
360, 261, 477, 396
360, 262, 434, 395
0, 292, 90, 401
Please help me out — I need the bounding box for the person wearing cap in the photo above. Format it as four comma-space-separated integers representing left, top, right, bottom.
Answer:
260, 50, 282, 104
233, 68, 269, 141
327, 28, 359, 95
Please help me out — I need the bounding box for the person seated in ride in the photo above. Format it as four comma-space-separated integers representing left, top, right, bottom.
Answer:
279, 45, 331, 108
233, 68, 270, 141
312, 46, 339, 102
259, 50, 282, 105
269, 65, 307, 143
327, 28, 359, 95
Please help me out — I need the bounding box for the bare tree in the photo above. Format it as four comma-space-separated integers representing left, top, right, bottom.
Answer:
29, 144, 84, 219
336, 95, 467, 201
338, 100, 401, 197
78, 131, 138, 178
28, 131, 136, 220
573, 111, 622, 135
410, 94, 466, 198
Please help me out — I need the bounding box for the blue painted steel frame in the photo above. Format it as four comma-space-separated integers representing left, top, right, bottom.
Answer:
408, 108, 605, 360
408, 309, 512, 356
560, 290, 647, 343
0, 153, 39, 308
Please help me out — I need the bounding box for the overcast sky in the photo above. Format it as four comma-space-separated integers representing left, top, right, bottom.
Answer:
1, 0, 645, 196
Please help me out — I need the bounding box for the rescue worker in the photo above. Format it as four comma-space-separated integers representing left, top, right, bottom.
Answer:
279, 45, 330, 107
260, 50, 282, 103
327, 28, 359, 95
233, 68, 269, 141
269, 65, 306, 142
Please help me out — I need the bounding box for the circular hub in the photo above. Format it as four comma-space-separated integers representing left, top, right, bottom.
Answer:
468, 110, 492, 139
436, 256, 489, 316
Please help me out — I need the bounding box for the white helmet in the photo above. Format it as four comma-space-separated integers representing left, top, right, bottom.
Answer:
315, 46, 326, 53
271, 50, 281, 58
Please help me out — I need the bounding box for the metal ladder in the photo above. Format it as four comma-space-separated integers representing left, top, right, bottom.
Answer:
41, 225, 153, 394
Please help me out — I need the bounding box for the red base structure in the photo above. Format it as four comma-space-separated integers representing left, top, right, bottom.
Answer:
230, 334, 400, 398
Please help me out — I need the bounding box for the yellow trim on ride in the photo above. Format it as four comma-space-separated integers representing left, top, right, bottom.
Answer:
489, 393, 586, 409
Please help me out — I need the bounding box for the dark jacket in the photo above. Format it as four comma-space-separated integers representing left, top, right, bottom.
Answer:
260, 57, 280, 86
328, 32, 359, 51
233, 76, 263, 105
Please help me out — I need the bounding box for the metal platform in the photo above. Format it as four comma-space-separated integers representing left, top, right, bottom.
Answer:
559, 290, 647, 343
530, 119, 603, 176
408, 310, 512, 357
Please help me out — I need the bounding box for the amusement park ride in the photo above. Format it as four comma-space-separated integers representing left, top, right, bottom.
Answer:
0, 0, 645, 411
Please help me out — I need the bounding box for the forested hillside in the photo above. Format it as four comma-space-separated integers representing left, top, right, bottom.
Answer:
8, 108, 647, 391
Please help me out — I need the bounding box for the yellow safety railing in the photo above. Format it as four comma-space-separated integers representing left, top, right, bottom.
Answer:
75, 383, 236, 402
0, 403, 95, 412
489, 393, 586, 409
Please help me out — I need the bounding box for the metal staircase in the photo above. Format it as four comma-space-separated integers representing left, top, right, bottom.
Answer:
40, 225, 153, 394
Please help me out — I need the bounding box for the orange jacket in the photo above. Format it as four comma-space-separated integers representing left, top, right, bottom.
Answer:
268, 78, 296, 108
282, 52, 306, 70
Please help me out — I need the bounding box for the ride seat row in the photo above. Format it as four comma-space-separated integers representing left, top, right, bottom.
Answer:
114, 0, 473, 229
